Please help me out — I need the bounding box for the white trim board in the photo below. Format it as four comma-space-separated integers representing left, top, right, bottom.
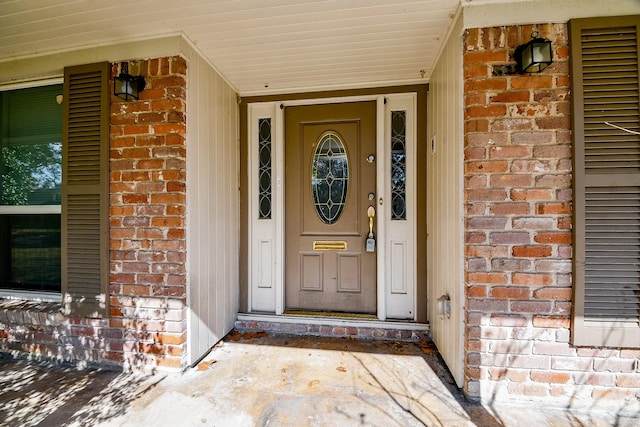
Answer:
0, 290, 62, 303
0, 35, 184, 86
462, 0, 640, 28
247, 92, 417, 321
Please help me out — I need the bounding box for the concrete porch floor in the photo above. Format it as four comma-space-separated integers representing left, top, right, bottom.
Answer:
0, 331, 638, 427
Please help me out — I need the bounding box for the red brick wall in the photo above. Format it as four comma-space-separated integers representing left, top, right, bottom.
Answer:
109, 56, 188, 370
0, 56, 188, 370
463, 24, 640, 407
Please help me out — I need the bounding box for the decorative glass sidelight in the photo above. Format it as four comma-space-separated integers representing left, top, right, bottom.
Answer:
391, 111, 407, 220
258, 118, 272, 219
312, 132, 349, 224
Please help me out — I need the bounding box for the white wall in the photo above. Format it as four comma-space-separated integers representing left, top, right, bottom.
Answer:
426, 14, 465, 387
183, 41, 240, 364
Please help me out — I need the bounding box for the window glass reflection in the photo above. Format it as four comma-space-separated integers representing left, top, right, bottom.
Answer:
391, 111, 406, 220
258, 118, 272, 219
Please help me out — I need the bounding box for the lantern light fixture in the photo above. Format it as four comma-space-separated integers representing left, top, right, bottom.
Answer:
514, 32, 553, 74
114, 62, 145, 101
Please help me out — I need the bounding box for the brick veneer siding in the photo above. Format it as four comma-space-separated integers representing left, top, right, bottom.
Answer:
0, 56, 187, 371
109, 57, 187, 370
463, 24, 640, 409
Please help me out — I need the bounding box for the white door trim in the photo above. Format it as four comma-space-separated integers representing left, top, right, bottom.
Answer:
383, 94, 417, 320
376, 96, 387, 320
248, 93, 417, 320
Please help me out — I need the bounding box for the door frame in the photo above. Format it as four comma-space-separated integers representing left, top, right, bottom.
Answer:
247, 93, 417, 321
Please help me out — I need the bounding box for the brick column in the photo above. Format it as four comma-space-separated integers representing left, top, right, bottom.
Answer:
109, 57, 187, 370
463, 24, 640, 407
463, 24, 575, 399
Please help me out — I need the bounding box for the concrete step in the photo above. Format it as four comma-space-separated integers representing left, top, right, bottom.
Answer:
235, 313, 429, 342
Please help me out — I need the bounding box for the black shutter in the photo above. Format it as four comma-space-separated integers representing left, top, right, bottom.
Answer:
62, 63, 109, 318
571, 15, 640, 347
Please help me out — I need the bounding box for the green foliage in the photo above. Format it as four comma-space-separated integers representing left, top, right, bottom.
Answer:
1, 142, 61, 205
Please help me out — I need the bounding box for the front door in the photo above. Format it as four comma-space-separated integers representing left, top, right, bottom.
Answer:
285, 102, 377, 313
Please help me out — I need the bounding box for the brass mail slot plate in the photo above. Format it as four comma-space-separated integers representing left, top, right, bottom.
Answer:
313, 240, 347, 251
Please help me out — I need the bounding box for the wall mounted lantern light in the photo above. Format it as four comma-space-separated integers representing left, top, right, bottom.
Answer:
492, 31, 553, 76
114, 62, 145, 101
514, 32, 553, 73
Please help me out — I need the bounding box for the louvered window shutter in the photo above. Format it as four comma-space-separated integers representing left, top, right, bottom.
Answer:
570, 15, 640, 347
62, 63, 109, 318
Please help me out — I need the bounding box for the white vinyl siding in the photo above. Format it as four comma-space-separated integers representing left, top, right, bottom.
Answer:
426, 14, 464, 386
185, 46, 240, 364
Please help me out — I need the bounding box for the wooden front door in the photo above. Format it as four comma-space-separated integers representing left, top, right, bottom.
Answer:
285, 101, 377, 313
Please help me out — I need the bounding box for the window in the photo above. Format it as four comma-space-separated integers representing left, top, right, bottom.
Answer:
0, 84, 63, 293
311, 131, 349, 224
0, 62, 109, 318
391, 110, 407, 220
258, 118, 272, 219
570, 15, 640, 347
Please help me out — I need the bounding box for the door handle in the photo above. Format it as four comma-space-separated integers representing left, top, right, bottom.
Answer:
367, 205, 375, 239
366, 206, 376, 253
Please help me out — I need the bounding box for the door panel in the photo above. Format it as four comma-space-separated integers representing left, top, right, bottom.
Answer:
285, 102, 376, 313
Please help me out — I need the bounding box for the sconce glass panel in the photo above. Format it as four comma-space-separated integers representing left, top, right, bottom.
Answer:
515, 38, 553, 73
114, 74, 144, 101
258, 118, 272, 219
391, 111, 407, 220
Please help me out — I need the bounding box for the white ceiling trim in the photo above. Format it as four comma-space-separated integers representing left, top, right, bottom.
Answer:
239, 77, 430, 98
0, 34, 185, 86
462, 0, 640, 28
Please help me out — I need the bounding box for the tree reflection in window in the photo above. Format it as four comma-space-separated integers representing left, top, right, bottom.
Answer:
0, 84, 63, 292
312, 132, 348, 224
391, 111, 406, 220
1, 84, 63, 206
0, 142, 61, 205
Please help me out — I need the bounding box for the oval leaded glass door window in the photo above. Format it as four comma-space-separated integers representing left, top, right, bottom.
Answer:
311, 132, 349, 224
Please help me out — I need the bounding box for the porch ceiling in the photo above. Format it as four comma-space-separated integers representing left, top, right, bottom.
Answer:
0, 0, 465, 95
